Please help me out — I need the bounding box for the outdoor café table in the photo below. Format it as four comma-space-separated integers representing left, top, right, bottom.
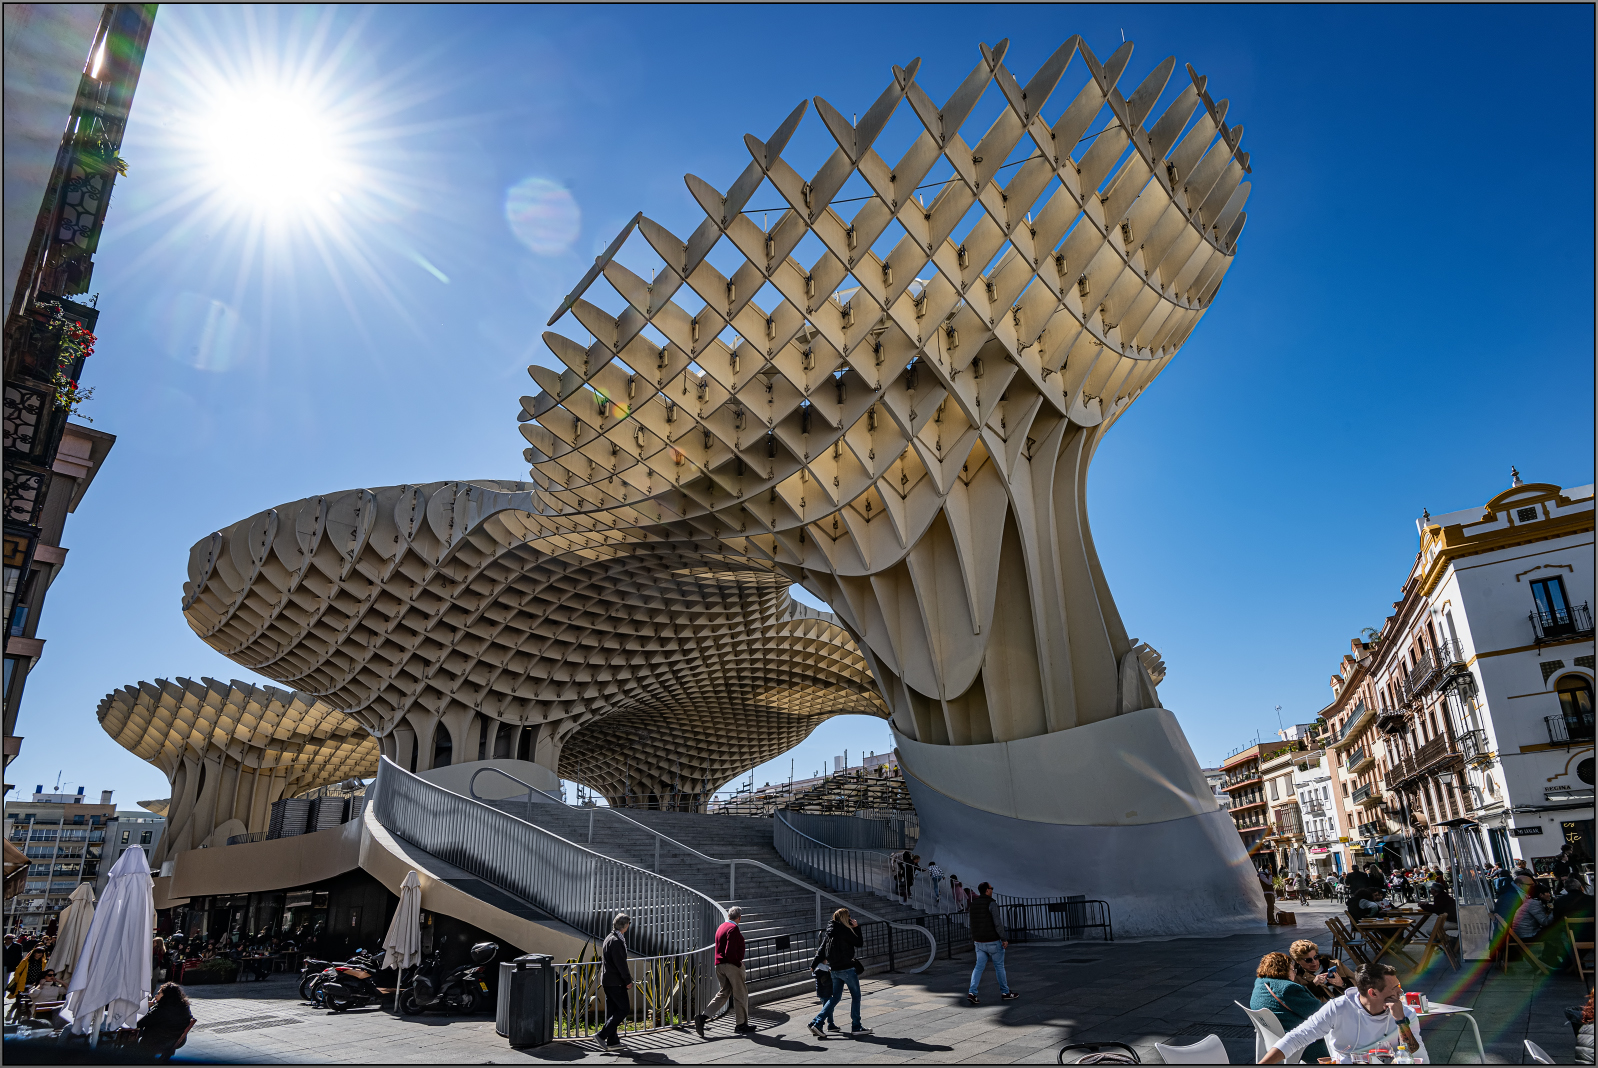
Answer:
1417, 1001, 1485, 1063
1356, 917, 1424, 967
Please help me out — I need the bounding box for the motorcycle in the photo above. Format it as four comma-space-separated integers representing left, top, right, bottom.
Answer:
400, 941, 497, 1016
320, 957, 395, 1013
305, 950, 385, 1010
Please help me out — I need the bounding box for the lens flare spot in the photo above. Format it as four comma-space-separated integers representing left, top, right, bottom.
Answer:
505, 177, 581, 255
154, 292, 245, 372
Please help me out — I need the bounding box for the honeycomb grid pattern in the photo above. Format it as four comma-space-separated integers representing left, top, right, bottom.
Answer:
172, 36, 1248, 809
179, 481, 886, 806
96, 677, 379, 863
524, 36, 1245, 748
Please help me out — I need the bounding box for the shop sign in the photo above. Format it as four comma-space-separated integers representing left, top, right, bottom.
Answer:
1311, 847, 1329, 854
1509, 826, 1544, 837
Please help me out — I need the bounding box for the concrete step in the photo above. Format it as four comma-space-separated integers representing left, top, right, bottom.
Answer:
478, 800, 931, 940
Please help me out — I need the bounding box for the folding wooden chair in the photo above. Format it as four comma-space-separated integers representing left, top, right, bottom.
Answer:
1490, 912, 1550, 975
1567, 918, 1594, 987
1409, 912, 1459, 975
1325, 917, 1373, 968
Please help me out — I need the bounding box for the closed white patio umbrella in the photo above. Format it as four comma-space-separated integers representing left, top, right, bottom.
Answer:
61, 846, 153, 1042
48, 883, 96, 983
381, 870, 422, 1010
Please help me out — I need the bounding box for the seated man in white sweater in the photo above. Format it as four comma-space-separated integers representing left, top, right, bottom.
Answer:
1259, 963, 1427, 1064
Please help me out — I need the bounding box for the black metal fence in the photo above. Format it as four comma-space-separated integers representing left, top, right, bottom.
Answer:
996, 896, 1114, 942
739, 915, 946, 987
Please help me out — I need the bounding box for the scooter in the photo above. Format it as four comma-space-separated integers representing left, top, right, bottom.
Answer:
310, 951, 387, 1011
400, 941, 497, 1016
300, 950, 381, 1004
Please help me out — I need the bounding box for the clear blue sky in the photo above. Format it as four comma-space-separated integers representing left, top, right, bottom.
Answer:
12, 4, 1592, 806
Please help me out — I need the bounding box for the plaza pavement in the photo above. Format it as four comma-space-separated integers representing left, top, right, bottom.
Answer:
171, 900, 1585, 1064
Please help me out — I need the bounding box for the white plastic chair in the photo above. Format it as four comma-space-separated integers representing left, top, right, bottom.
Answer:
1524, 1039, 1555, 1064
1153, 1034, 1228, 1063
1235, 1001, 1300, 1064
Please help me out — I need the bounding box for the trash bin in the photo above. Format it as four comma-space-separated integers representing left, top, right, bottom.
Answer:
496, 953, 556, 1047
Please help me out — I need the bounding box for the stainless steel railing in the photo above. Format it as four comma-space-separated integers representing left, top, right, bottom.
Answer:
372, 757, 724, 958
774, 810, 956, 916
467, 765, 938, 972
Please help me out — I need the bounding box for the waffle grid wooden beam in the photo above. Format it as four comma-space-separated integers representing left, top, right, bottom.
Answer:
180, 481, 885, 807
96, 677, 379, 864
176, 36, 1247, 815
526, 37, 1241, 749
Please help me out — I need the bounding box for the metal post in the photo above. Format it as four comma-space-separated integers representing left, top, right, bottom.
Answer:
728, 860, 735, 900
654, 834, 660, 872
887, 925, 896, 972
588, 808, 595, 844
815, 891, 821, 932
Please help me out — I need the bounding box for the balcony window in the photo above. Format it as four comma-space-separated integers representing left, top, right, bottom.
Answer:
1554, 675, 1594, 744
1532, 577, 1571, 624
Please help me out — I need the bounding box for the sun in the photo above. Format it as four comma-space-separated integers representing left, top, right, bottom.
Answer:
200, 83, 353, 212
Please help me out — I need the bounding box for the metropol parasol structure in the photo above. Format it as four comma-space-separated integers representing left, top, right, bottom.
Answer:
106, 36, 1263, 931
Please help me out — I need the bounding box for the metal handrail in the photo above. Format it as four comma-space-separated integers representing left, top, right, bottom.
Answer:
774, 810, 954, 917
373, 758, 723, 957
466, 765, 938, 973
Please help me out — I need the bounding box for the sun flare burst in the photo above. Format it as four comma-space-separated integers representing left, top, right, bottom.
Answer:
111, 5, 460, 343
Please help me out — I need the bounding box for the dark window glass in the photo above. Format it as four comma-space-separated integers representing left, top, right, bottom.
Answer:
1531, 577, 1570, 620
1556, 675, 1594, 740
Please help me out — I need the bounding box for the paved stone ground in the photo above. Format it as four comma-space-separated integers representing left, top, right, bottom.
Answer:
172, 901, 1587, 1064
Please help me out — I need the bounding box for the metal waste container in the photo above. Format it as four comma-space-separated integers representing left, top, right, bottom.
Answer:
496, 953, 556, 1047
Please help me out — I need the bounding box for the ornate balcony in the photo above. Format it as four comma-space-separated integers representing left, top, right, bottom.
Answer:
1531, 602, 1593, 644
1459, 728, 1494, 767
1413, 732, 1461, 774
1376, 707, 1409, 734
1351, 782, 1376, 806
1547, 711, 1595, 748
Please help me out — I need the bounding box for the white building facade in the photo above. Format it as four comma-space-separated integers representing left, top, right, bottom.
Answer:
1404, 477, 1594, 869
95, 809, 164, 897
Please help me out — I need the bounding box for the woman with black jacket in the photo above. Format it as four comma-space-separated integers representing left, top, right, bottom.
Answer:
808, 909, 869, 1038
136, 983, 195, 1062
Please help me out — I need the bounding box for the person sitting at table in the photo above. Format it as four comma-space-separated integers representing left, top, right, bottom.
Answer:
28, 967, 66, 1005
1554, 876, 1594, 921
1288, 939, 1354, 1002
1512, 882, 1557, 953
1492, 875, 1530, 925
1251, 952, 1329, 1063
1418, 877, 1457, 924
1259, 962, 1428, 1064
1348, 885, 1388, 923
137, 982, 195, 1062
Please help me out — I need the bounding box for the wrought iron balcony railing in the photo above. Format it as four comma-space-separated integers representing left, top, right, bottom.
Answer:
1530, 602, 1593, 643
1459, 728, 1493, 766
1351, 782, 1376, 806
1547, 712, 1595, 748
1346, 745, 1372, 772
1376, 707, 1409, 734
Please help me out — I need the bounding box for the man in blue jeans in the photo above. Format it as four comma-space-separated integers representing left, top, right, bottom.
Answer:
966, 882, 1020, 1005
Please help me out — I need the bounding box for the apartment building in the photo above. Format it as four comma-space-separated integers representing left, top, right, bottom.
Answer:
1220, 744, 1272, 868
5, 786, 115, 932
95, 809, 164, 896
1320, 475, 1594, 875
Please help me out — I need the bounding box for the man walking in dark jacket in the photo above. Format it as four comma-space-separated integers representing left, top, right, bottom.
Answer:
967, 883, 1018, 1005
596, 913, 633, 1049
695, 906, 752, 1036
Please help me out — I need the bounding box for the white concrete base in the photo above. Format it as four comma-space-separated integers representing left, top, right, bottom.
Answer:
893, 710, 1268, 938
416, 758, 561, 801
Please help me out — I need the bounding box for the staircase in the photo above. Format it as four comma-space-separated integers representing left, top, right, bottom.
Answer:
479, 799, 934, 981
